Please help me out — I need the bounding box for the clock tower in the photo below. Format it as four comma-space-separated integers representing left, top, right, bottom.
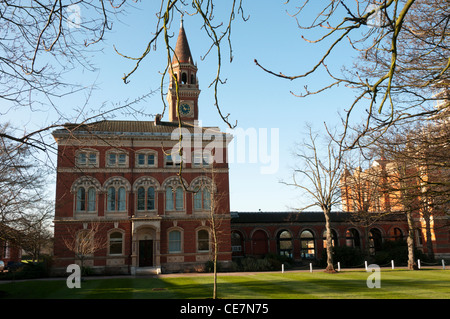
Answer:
168, 17, 200, 123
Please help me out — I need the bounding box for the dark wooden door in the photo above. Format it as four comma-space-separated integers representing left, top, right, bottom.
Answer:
139, 240, 153, 267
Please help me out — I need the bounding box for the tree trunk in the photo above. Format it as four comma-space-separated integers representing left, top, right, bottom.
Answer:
323, 209, 336, 273
406, 211, 418, 270
424, 214, 435, 260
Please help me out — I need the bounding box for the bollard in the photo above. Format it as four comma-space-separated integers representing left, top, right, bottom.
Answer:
442, 259, 445, 270
418, 259, 421, 269
310, 263, 313, 273
282, 263, 284, 273
337, 262, 341, 272
365, 260, 368, 271
391, 260, 394, 270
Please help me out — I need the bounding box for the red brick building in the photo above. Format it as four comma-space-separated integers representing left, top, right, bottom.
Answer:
52, 20, 233, 275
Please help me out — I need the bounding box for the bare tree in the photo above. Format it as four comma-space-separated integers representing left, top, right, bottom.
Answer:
283, 126, 345, 273
0, 123, 48, 231
0, 1, 144, 149
366, 121, 449, 268
341, 154, 393, 256
62, 222, 108, 273
255, 0, 449, 149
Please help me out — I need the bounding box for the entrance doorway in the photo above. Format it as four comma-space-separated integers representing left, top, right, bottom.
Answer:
139, 240, 153, 267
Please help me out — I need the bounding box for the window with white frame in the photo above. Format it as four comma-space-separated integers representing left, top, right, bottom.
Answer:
72, 176, 101, 214
165, 186, 184, 211
164, 153, 182, 167
137, 186, 156, 211
197, 229, 209, 252
106, 150, 128, 167
194, 187, 211, 211
76, 149, 98, 167
76, 187, 97, 212
109, 231, 124, 255
168, 230, 182, 253
136, 150, 157, 168
192, 151, 212, 168
107, 186, 126, 211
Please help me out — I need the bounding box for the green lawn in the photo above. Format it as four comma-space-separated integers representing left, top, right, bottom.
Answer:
0, 269, 449, 299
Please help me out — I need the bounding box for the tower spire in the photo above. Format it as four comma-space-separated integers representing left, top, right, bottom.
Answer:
172, 15, 193, 64
168, 16, 200, 123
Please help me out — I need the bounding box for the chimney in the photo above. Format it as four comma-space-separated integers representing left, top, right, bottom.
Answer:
154, 114, 161, 125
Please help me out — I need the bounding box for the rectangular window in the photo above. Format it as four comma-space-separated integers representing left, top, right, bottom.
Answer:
147, 187, 155, 210
118, 153, 126, 165
118, 187, 126, 211
78, 153, 87, 165
137, 154, 145, 166
147, 154, 155, 166
168, 231, 181, 253
87, 188, 96, 211
137, 187, 145, 211
107, 187, 116, 211
194, 191, 202, 210
166, 187, 174, 211
109, 233, 123, 255
88, 153, 97, 165
165, 154, 174, 166
108, 153, 116, 166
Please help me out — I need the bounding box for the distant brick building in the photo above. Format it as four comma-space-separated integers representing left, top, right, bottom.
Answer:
340, 157, 450, 259
52, 19, 232, 275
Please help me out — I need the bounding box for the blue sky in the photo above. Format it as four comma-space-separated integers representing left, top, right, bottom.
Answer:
5, 2, 368, 212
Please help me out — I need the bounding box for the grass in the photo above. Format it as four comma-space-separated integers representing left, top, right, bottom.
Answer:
0, 269, 449, 299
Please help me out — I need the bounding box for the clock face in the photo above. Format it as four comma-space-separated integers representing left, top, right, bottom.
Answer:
180, 102, 192, 116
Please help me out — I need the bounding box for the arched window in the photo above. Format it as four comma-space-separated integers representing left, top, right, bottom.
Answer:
197, 229, 209, 252
107, 186, 126, 211
231, 231, 243, 253
73, 177, 100, 213
165, 186, 184, 211
166, 187, 174, 211
175, 187, 184, 210
277, 230, 293, 258
346, 229, 361, 248
194, 187, 211, 211
87, 188, 96, 211
137, 187, 146, 211
137, 186, 155, 211
76, 187, 97, 212
181, 72, 187, 84
107, 187, 116, 211
147, 187, 155, 210
118, 187, 126, 211
190, 74, 196, 84
109, 232, 123, 255
76, 187, 86, 211
369, 228, 383, 254
300, 230, 315, 259
168, 230, 182, 253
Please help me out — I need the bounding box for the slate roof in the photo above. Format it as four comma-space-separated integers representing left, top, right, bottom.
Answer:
52, 120, 227, 139
230, 211, 407, 224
